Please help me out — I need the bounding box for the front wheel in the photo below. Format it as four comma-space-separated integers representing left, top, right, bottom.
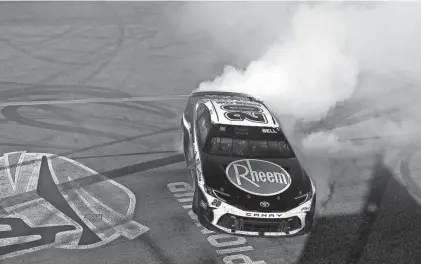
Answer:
303, 194, 317, 234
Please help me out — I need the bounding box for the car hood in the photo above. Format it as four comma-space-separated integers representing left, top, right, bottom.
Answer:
200, 153, 313, 212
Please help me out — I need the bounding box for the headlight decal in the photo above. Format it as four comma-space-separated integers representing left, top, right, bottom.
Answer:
294, 193, 310, 205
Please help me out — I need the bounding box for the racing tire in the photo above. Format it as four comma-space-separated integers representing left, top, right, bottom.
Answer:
195, 186, 218, 232
303, 194, 317, 235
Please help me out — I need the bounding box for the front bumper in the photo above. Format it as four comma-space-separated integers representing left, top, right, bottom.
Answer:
196, 187, 315, 237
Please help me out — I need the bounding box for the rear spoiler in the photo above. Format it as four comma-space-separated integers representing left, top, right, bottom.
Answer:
190, 89, 263, 103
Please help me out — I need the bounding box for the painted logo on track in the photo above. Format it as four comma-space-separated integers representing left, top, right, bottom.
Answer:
0, 151, 149, 260
225, 159, 291, 196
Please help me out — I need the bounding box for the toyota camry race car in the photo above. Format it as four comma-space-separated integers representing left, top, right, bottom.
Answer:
181, 90, 316, 237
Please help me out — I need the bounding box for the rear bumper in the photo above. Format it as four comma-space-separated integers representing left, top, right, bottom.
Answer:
195, 186, 316, 237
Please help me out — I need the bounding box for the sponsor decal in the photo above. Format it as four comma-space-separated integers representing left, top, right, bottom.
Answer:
211, 199, 222, 207
260, 201, 270, 208
245, 213, 283, 218
200, 200, 208, 210
224, 112, 267, 124
196, 167, 203, 182
0, 152, 148, 260
225, 159, 291, 196
192, 137, 204, 185
262, 128, 278, 134
220, 102, 268, 124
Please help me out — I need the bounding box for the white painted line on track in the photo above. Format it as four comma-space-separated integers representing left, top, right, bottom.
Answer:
201, 228, 214, 234
216, 246, 254, 255
174, 192, 194, 198
177, 197, 193, 203
0, 235, 41, 247
0, 94, 190, 107
0, 225, 12, 232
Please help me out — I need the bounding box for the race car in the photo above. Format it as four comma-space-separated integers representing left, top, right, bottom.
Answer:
181, 90, 316, 237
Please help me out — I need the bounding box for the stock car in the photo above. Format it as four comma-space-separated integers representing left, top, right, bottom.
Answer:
181, 90, 316, 236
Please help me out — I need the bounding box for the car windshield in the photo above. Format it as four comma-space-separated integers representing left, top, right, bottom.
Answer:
204, 125, 294, 158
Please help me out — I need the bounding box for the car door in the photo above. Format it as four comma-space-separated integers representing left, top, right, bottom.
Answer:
181, 115, 193, 167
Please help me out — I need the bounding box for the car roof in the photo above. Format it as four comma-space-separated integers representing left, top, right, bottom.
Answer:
199, 98, 279, 128
190, 90, 259, 101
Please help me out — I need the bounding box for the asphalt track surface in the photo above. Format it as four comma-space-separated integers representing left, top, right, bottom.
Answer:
1, 2, 421, 264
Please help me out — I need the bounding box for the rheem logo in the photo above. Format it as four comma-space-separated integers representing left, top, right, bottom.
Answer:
225, 159, 291, 196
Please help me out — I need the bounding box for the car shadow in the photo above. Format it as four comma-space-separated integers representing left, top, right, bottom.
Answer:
298, 153, 421, 264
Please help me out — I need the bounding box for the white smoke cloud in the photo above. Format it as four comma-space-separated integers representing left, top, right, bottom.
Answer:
174, 2, 421, 208
197, 4, 358, 122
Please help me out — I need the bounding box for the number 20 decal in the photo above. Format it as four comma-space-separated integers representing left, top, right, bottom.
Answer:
221, 104, 268, 124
